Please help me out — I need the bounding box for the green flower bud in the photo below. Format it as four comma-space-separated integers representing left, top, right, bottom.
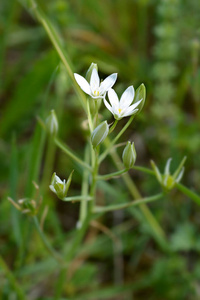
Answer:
86, 63, 98, 82
122, 141, 136, 169
91, 121, 109, 148
134, 83, 146, 114
46, 110, 58, 136
49, 171, 73, 200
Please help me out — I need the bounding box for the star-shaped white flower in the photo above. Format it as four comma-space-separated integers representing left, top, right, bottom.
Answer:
74, 68, 117, 99
104, 86, 142, 120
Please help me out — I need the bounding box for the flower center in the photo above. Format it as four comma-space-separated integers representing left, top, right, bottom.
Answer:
118, 108, 122, 113
94, 90, 100, 96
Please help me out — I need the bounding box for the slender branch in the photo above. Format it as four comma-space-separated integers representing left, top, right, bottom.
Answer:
109, 119, 118, 134
29, 0, 87, 112
176, 183, 200, 205
54, 137, 92, 171
62, 196, 93, 202
132, 165, 154, 175
94, 193, 163, 213
97, 168, 129, 181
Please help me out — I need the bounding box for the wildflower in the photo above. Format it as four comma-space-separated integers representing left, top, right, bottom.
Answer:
122, 141, 137, 169
91, 121, 109, 148
151, 157, 186, 191
49, 171, 73, 200
74, 68, 117, 99
104, 86, 142, 120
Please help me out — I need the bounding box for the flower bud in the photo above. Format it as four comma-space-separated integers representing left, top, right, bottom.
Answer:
91, 121, 109, 148
134, 83, 146, 114
86, 63, 98, 82
46, 110, 58, 136
49, 171, 73, 200
122, 141, 136, 169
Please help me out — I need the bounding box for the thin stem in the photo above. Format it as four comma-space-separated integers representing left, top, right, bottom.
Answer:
0, 255, 26, 300
54, 137, 91, 171
97, 168, 128, 181
132, 165, 154, 175
176, 183, 200, 205
103, 138, 168, 250
87, 98, 94, 133
29, 0, 87, 112
94, 193, 163, 213
62, 196, 93, 202
79, 144, 90, 225
33, 216, 64, 264
88, 148, 99, 214
99, 115, 135, 163
109, 119, 118, 134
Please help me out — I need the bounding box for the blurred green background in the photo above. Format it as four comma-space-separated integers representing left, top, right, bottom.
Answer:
1, 0, 200, 299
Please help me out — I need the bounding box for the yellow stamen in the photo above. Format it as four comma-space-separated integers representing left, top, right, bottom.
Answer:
118, 108, 122, 113
94, 90, 100, 96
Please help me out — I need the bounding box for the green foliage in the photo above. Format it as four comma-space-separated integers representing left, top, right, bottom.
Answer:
0, 0, 200, 299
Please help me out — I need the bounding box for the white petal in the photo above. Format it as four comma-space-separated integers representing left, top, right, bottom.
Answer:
175, 167, 184, 183
74, 73, 91, 95
122, 108, 138, 118
164, 158, 172, 176
108, 88, 119, 108
103, 98, 114, 114
99, 73, 117, 95
120, 86, 135, 108
90, 68, 100, 89
124, 99, 142, 112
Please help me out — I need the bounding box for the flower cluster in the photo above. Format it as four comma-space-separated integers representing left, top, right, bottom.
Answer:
74, 64, 145, 120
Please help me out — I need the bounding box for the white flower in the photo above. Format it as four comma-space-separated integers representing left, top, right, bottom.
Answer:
104, 86, 142, 120
74, 68, 117, 99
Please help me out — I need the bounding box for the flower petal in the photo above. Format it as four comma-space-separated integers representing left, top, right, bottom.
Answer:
120, 86, 135, 108
90, 68, 100, 89
74, 73, 91, 95
103, 98, 114, 114
122, 108, 138, 118
99, 73, 117, 95
108, 88, 119, 108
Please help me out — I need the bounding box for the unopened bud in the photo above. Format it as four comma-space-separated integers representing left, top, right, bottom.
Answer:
122, 141, 136, 169
46, 110, 58, 136
134, 83, 146, 114
49, 171, 73, 200
91, 121, 109, 148
86, 63, 98, 82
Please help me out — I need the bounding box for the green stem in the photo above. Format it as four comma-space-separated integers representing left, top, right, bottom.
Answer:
109, 119, 118, 134
54, 137, 91, 171
33, 216, 64, 264
89, 148, 99, 214
103, 138, 168, 250
29, 0, 87, 112
132, 165, 154, 175
0, 255, 26, 300
62, 196, 93, 202
97, 168, 128, 181
79, 144, 90, 225
87, 98, 94, 132
94, 193, 163, 213
99, 115, 135, 163
176, 183, 200, 205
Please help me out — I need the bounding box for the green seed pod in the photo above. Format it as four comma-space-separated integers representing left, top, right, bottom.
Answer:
134, 83, 146, 114
46, 110, 58, 136
91, 121, 109, 148
122, 141, 137, 169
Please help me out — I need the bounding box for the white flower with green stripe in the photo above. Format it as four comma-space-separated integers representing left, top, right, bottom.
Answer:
74, 68, 117, 99
104, 86, 142, 120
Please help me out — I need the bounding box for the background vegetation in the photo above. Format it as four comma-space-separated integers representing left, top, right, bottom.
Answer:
0, 0, 200, 299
